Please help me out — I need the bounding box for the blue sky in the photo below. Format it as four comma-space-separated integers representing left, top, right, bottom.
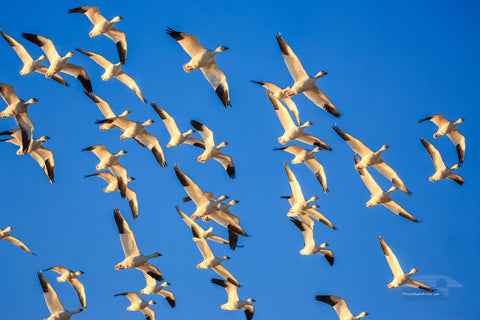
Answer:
0, 0, 478, 319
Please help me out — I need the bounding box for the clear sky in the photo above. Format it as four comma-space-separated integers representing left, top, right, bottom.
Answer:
0, 0, 479, 319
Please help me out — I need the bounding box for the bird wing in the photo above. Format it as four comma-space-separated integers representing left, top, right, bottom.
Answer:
4, 235, 34, 255
35, 66, 69, 86
200, 63, 231, 108
267, 90, 295, 131
85, 171, 116, 184
378, 236, 404, 277
184, 137, 205, 149
61, 63, 92, 92
243, 304, 255, 320
373, 161, 410, 195
382, 200, 418, 222
1, 31, 32, 64
21, 33, 60, 61
282, 97, 301, 125
332, 125, 371, 156
116, 72, 145, 103
354, 154, 382, 196
76, 48, 112, 69
37, 272, 65, 314
84, 92, 116, 118
208, 210, 247, 237
419, 114, 448, 127
283, 162, 305, 202
104, 28, 127, 63
290, 218, 314, 248
69, 277, 87, 309
446, 131, 465, 164
126, 187, 138, 220
447, 173, 464, 185
212, 264, 240, 287
137, 263, 163, 282
44, 265, 69, 274
315, 295, 353, 320
193, 236, 215, 260
405, 279, 434, 292
68, 6, 104, 25
213, 153, 235, 179
304, 207, 336, 230
30, 145, 55, 184
296, 133, 331, 150
190, 120, 215, 147
109, 164, 128, 198
174, 166, 209, 207
0, 83, 20, 105
276, 34, 308, 82
151, 103, 180, 137
141, 306, 156, 320
115, 292, 143, 304
274, 145, 304, 156
166, 27, 206, 58
13, 112, 34, 153
211, 278, 239, 302
305, 159, 328, 193
303, 86, 340, 118
113, 208, 139, 257
83, 144, 110, 159
420, 138, 446, 171
157, 289, 176, 308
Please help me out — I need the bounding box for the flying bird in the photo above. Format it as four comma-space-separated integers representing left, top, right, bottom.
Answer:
43, 265, 86, 309
0, 83, 36, 154
252, 80, 300, 124
420, 138, 463, 185
37, 272, 83, 320
276, 33, 340, 118
190, 119, 235, 178
290, 218, 334, 265
333, 125, 410, 195
211, 278, 255, 320
21, 33, 92, 92
267, 91, 331, 150
176, 206, 229, 246
96, 112, 166, 167
68, 6, 127, 63
191, 225, 240, 287
379, 236, 434, 292
140, 271, 176, 308
82, 145, 129, 197
354, 155, 417, 222
84, 91, 117, 119
0, 129, 54, 183
76, 48, 144, 103
114, 292, 156, 320
419, 114, 465, 164
315, 295, 369, 320
151, 103, 204, 149
0, 31, 68, 86
166, 27, 231, 108
113, 208, 164, 281
85, 171, 138, 219
274, 145, 328, 193
0, 226, 34, 255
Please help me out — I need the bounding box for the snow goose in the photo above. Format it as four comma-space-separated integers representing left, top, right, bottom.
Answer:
96, 113, 166, 167
289, 218, 334, 265
44, 266, 86, 309
333, 125, 410, 195
151, 102, 204, 149
37, 272, 83, 320
275, 145, 328, 193
182, 193, 244, 250
82, 145, 128, 197
0, 226, 34, 255
420, 138, 463, 185
276, 33, 340, 118
21, 33, 92, 92
176, 206, 229, 246
76, 48, 144, 103
379, 236, 434, 292
166, 27, 231, 108
190, 119, 235, 178
354, 155, 417, 222
419, 114, 465, 164
267, 91, 331, 150
114, 292, 156, 320
211, 278, 255, 320
1, 31, 68, 86
315, 295, 369, 320
191, 226, 240, 287
85, 171, 138, 219
84, 91, 116, 117
113, 208, 164, 281
68, 6, 127, 63
0, 83, 36, 153
252, 80, 300, 124
284, 162, 336, 230
0, 129, 54, 183
140, 271, 175, 308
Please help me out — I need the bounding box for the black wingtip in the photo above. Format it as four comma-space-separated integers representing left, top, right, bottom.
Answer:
315, 295, 337, 307
166, 296, 175, 308
37, 272, 49, 293
22, 33, 44, 47
227, 165, 235, 179
174, 165, 189, 187
116, 41, 126, 64
215, 85, 230, 108
113, 208, 125, 234
77, 74, 92, 93
166, 27, 183, 41
190, 120, 203, 131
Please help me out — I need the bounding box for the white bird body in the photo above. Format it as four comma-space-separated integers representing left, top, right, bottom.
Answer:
0, 226, 34, 255
211, 278, 255, 319
420, 138, 463, 184
354, 145, 389, 170
289, 218, 334, 265
140, 272, 175, 307
44, 266, 86, 309
280, 121, 313, 144
316, 295, 369, 320
102, 62, 123, 80
366, 186, 397, 208
115, 292, 156, 320
89, 17, 122, 38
